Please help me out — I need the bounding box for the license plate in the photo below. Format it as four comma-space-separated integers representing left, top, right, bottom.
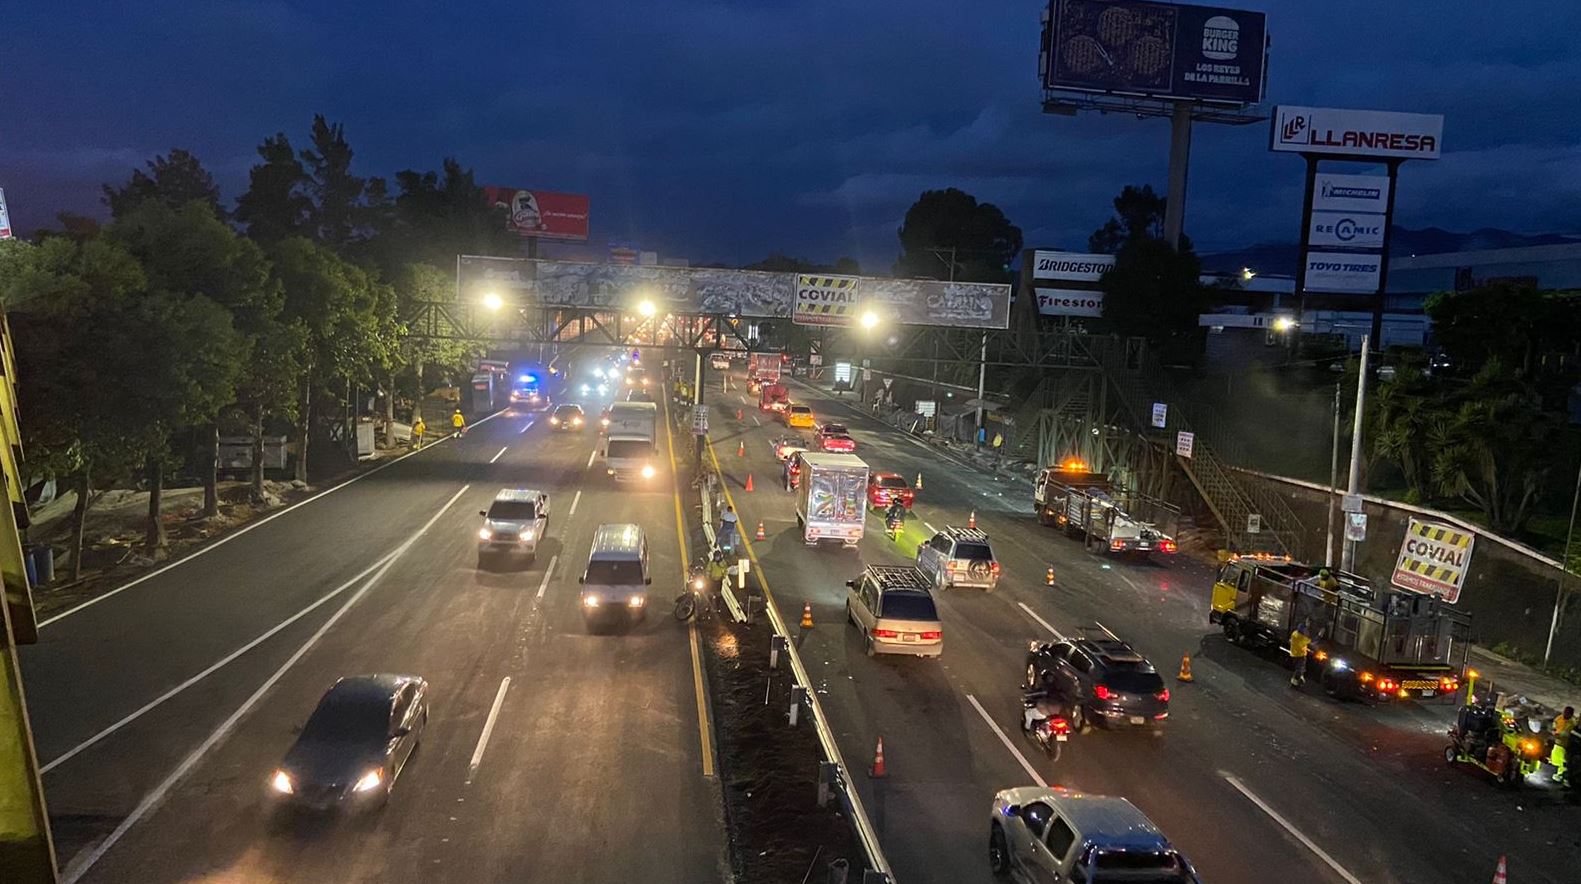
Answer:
1129, 716, 1145, 725
1055, 735, 1068, 742
903, 634, 917, 642
1419, 690, 1434, 697
1138, 543, 1152, 550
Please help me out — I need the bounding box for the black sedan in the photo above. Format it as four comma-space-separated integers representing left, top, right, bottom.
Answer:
270, 674, 428, 811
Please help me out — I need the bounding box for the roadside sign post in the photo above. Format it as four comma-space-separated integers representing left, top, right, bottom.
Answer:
1151, 402, 1167, 429
1345, 512, 1367, 542
1175, 431, 1195, 459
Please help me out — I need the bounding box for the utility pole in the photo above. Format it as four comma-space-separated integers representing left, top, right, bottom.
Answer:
1324, 382, 1341, 567
1545, 453, 1581, 666
1340, 335, 1370, 573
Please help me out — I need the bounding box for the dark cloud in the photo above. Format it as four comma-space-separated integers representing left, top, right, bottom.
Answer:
3, 1, 1578, 260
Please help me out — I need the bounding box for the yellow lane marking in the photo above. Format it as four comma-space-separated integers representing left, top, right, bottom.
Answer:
663, 392, 715, 778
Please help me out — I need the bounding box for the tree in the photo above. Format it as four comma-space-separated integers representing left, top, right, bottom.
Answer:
387, 262, 483, 428
1369, 364, 1434, 501
108, 201, 284, 511
1097, 237, 1207, 344
1427, 361, 1565, 534
1426, 282, 1581, 380
894, 188, 1021, 282
268, 238, 397, 482
300, 116, 366, 246
364, 158, 516, 271
235, 133, 313, 244
102, 148, 223, 220
1088, 184, 1194, 254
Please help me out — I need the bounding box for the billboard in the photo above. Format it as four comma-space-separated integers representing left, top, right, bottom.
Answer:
1031, 250, 1115, 282
793, 275, 861, 327
1303, 251, 1383, 293
1312, 173, 1391, 213
457, 257, 1010, 328
1271, 106, 1444, 160
1043, 0, 1267, 105
483, 187, 591, 241
1036, 288, 1105, 318
0, 189, 12, 239
1391, 518, 1474, 604
1308, 212, 1385, 249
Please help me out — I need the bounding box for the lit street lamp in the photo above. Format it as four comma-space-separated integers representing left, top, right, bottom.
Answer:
860, 310, 879, 330
481, 291, 504, 312
637, 299, 657, 318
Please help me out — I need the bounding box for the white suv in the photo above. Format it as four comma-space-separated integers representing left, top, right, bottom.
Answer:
477, 489, 549, 567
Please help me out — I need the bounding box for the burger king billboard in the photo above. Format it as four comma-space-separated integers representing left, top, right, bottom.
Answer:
484, 187, 591, 241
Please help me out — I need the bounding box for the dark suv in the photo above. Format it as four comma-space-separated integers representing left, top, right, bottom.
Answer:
1026, 634, 1169, 734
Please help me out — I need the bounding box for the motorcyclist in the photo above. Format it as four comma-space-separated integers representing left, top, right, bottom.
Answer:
706, 550, 729, 591
884, 498, 906, 533
1022, 674, 1071, 734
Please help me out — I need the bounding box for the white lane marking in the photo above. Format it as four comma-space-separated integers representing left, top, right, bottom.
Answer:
1092, 621, 1121, 641
966, 694, 1046, 788
42, 548, 400, 774
922, 521, 938, 534
1017, 602, 1066, 641
1221, 773, 1365, 884
752, 415, 761, 426
1114, 571, 1143, 593
535, 555, 558, 600
467, 677, 512, 785
586, 447, 598, 469
517, 419, 535, 435
490, 446, 508, 464
64, 483, 472, 884
568, 490, 582, 516
39, 411, 502, 629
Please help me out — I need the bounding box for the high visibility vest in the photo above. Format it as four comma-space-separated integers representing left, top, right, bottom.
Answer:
1289, 631, 1311, 658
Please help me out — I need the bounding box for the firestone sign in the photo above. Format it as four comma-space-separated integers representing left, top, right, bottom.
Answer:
1271, 106, 1444, 160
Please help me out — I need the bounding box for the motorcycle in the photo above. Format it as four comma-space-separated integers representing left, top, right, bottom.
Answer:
1020, 693, 1074, 761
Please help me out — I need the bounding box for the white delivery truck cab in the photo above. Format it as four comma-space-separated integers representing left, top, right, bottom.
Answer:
601, 401, 659, 483
794, 452, 868, 547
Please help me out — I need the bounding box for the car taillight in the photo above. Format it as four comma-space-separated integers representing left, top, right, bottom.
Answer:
1155, 689, 1170, 702
1093, 685, 1114, 701
871, 628, 899, 639
1360, 671, 1375, 683
1161, 539, 1178, 553
919, 630, 942, 640
1110, 539, 1125, 551
990, 562, 1001, 575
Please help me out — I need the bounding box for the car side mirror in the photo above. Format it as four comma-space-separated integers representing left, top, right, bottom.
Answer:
845, 579, 856, 589
578, 575, 585, 584
478, 510, 487, 517
392, 727, 411, 738
645, 576, 652, 585
1003, 804, 1020, 818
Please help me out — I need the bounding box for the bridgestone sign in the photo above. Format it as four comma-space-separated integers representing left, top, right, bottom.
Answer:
1030, 250, 1113, 318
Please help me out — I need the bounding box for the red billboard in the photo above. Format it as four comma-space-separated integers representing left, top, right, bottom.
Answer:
484, 187, 590, 242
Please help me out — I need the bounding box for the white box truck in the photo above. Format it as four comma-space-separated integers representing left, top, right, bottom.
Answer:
602, 401, 659, 483
794, 452, 868, 547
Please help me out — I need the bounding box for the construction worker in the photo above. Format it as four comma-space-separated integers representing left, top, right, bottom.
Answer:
1554, 707, 1577, 781
451, 408, 466, 438
706, 550, 729, 591
719, 505, 739, 551
1315, 567, 1340, 593
1289, 619, 1313, 687
411, 416, 426, 450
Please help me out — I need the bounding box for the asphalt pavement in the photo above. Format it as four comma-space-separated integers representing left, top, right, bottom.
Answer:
706, 368, 1577, 884
22, 382, 727, 883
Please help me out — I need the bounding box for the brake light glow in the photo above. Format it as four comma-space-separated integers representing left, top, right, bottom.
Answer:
1155, 689, 1170, 702
1049, 717, 1072, 735
1360, 671, 1375, 683
990, 562, 1001, 575
872, 629, 899, 639
1161, 539, 1178, 553
919, 631, 942, 640
1093, 685, 1115, 701
1110, 539, 1125, 551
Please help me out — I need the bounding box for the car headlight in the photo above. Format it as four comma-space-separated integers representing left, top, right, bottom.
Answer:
519, 529, 534, 540
353, 768, 384, 793
271, 769, 294, 794
478, 528, 492, 540
573, 418, 583, 425
1331, 657, 1348, 671
550, 417, 560, 425
597, 385, 608, 395
581, 384, 591, 393
640, 464, 656, 479
628, 596, 646, 608
583, 595, 601, 607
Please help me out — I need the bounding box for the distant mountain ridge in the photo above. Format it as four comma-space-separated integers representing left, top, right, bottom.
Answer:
1199, 227, 1581, 276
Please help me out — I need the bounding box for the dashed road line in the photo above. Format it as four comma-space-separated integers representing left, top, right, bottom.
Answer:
489, 446, 508, 464
966, 694, 1047, 788
1221, 772, 1365, 884
586, 447, 598, 469
568, 490, 582, 516
467, 677, 511, 784
1017, 602, 1066, 640
535, 555, 558, 600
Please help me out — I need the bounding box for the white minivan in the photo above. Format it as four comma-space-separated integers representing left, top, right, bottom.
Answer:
579, 523, 651, 625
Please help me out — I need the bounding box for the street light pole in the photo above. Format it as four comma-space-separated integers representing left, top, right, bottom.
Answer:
1324, 382, 1341, 567
1340, 334, 1370, 573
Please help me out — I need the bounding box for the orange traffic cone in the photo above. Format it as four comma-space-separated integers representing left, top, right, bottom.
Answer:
800, 602, 814, 629
737, 440, 745, 457
1045, 567, 1055, 586
756, 521, 766, 541
1177, 654, 1194, 683
745, 474, 755, 492
915, 472, 923, 490
1491, 855, 1507, 884
868, 736, 887, 778
968, 510, 977, 529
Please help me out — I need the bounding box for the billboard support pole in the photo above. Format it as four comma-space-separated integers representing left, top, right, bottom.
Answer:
1293, 155, 1319, 332
1340, 335, 1370, 574
1163, 101, 1194, 252
1370, 160, 1403, 349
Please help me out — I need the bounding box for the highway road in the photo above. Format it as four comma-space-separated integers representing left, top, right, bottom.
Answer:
707, 368, 1576, 884
22, 382, 727, 883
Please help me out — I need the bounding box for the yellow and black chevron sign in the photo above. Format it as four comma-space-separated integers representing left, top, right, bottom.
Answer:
793, 274, 861, 327
1390, 517, 1475, 603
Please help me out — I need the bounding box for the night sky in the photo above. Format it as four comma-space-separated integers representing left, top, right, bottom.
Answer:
5, 1, 1578, 268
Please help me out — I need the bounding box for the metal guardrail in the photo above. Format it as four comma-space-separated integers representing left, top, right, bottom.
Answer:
698, 445, 895, 883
